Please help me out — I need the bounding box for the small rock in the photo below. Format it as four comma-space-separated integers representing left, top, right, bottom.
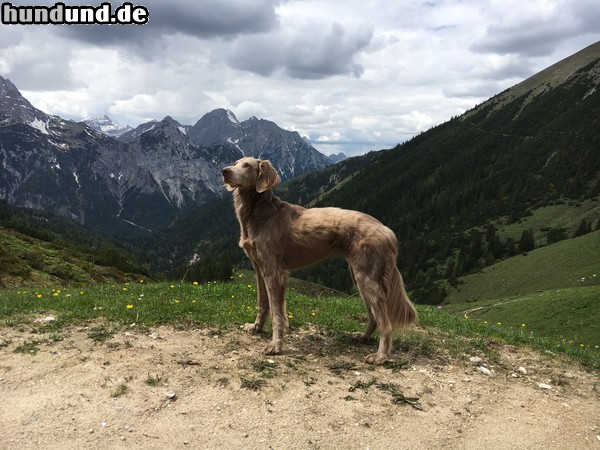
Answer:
266, 359, 275, 364
242, 433, 249, 438
469, 356, 482, 364
596, 435, 600, 442
538, 383, 552, 390
478, 366, 492, 376
166, 390, 177, 399
518, 366, 527, 375
101, 421, 108, 428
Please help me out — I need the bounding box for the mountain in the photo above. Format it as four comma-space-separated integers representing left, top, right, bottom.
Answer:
0, 77, 332, 236
328, 152, 348, 164
83, 115, 133, 138
187, 108, 333, 179
147, 41, 600, 299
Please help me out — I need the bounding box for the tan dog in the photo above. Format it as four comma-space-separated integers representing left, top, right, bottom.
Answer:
222, 157, 416, 364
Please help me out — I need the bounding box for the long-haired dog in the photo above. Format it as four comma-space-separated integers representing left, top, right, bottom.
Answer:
222, 157, 416, 364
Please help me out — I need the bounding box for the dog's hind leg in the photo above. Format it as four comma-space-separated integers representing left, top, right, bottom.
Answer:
349, 266, 377, 342
351, 255, 393, 364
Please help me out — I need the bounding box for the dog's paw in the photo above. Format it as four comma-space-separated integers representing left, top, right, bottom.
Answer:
351, 332, 372, 343
263, 342, 282, 355
243, 323, 258, 333
365, 352, 389, 365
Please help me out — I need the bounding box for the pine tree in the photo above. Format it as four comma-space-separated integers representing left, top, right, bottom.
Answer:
574, 219, 591, 237
518, 229, 535, 253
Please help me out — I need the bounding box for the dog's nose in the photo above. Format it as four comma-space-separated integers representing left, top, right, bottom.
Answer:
221, 168, 231, 176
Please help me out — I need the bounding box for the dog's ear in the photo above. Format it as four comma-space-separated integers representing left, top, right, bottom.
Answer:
256, 160, 281, 193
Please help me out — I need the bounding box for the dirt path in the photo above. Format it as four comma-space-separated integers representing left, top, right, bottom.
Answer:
0, 321, 598, 449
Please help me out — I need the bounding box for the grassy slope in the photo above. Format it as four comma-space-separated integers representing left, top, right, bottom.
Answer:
443, 286, 599, 346
445, 230, 600, 303
0, 226, 140, 288
442, 231, 599, 346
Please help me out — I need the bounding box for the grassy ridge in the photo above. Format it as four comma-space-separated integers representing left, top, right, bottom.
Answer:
0, 226, 141, 288
495, 199, 600, 244
1, 272, 598, 370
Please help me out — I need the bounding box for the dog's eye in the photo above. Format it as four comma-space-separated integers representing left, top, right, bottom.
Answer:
242, 163, 250, 168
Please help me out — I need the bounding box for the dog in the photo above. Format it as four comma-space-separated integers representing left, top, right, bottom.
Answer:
221, 157, 416, 364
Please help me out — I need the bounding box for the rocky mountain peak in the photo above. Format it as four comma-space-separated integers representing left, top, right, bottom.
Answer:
187, 108, 242, 147
0, 75, 45, 125
83, 115, 133, 138
0, 75, 21, 98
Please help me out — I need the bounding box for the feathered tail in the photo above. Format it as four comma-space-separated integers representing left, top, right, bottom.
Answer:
387, 267, 417, 330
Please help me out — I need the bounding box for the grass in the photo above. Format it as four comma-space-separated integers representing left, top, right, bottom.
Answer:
442, 286, 600, 345
0, 270, 598, 370
240, 376, 267, 391
111, 383, 129, 398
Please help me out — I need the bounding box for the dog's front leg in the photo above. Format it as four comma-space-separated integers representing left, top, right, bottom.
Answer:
262, 267, 287, 355
243, 262, 269, 333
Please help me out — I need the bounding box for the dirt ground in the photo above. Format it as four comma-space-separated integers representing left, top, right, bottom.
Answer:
0, 319, 598, 449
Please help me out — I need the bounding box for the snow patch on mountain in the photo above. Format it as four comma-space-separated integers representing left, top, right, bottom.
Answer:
29, 118, 49, 135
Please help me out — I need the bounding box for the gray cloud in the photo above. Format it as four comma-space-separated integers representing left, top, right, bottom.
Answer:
227, 21, 374, 79
284, 22, 373, 79
56, 0, 281, 52
472, 0, 600, 56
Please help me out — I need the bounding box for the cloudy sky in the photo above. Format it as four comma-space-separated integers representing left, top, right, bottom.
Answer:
1, 0, 599, 156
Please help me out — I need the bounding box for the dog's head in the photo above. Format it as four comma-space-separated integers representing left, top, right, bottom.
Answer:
221, 157, 281, 193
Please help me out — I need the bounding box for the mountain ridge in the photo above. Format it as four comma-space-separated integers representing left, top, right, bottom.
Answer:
0, 76, 333, 235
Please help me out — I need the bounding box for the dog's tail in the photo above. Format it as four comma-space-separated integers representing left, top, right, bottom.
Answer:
387, 266, 417, 330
